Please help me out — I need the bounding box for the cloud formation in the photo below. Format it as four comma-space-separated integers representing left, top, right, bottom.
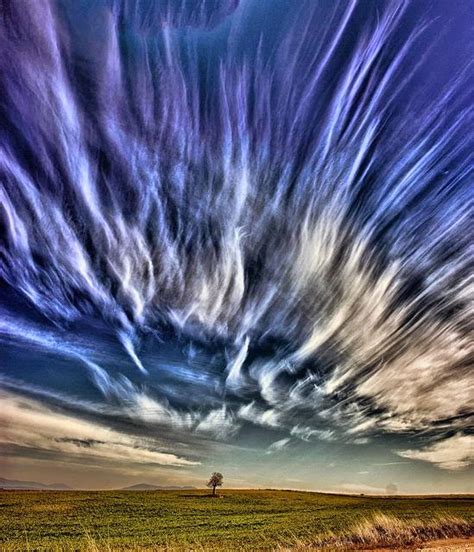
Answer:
396, 435, 474, 471
1, 392, 199, 468
0, 0, 472, 475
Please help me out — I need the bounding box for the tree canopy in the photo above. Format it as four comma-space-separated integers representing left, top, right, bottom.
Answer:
207, 472, 223, 495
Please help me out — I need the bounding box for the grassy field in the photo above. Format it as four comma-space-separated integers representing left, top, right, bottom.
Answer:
1, 489, 473, 551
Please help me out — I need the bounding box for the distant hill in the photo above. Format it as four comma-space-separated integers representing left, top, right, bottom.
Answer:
0, 477, 196, 491
122, 483, 196, 491
0, 477, 72, 490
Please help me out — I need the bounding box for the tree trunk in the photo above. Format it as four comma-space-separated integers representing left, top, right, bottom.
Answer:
212, 485, 216, 496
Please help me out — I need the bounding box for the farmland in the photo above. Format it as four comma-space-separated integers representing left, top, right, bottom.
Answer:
1, 489, 473, 550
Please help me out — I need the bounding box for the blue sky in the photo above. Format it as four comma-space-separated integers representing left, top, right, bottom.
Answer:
0, 0, 473, 492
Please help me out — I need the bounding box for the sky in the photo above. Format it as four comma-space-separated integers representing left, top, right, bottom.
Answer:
0, 0, 473, 494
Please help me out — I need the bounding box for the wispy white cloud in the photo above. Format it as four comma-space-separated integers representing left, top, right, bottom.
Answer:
225, 337, 249, 388
85, 359, 195, 428
237, 402, 281, 428
266, 438, 291, 454
290, 425, 335, 442
1, 392, 199, 467
195, 406, 240, 439
85, 360, 240, 439
396, 434, 474, 470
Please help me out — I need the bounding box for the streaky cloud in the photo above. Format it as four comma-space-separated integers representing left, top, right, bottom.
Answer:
0, 0, 472, 471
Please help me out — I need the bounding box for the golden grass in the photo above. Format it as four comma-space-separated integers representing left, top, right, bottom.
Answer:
72, 513, 474, 551
281, 512, 474, 550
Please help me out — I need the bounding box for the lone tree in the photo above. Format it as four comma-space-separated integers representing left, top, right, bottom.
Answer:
207, 472, 223, 496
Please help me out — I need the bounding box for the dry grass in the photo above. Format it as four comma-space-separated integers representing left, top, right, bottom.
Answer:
2, 490, 473, 551
281, 513, 474, 550
80, 513, 474, 551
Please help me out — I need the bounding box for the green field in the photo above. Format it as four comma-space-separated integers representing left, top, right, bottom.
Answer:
1, 489, 473, 551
